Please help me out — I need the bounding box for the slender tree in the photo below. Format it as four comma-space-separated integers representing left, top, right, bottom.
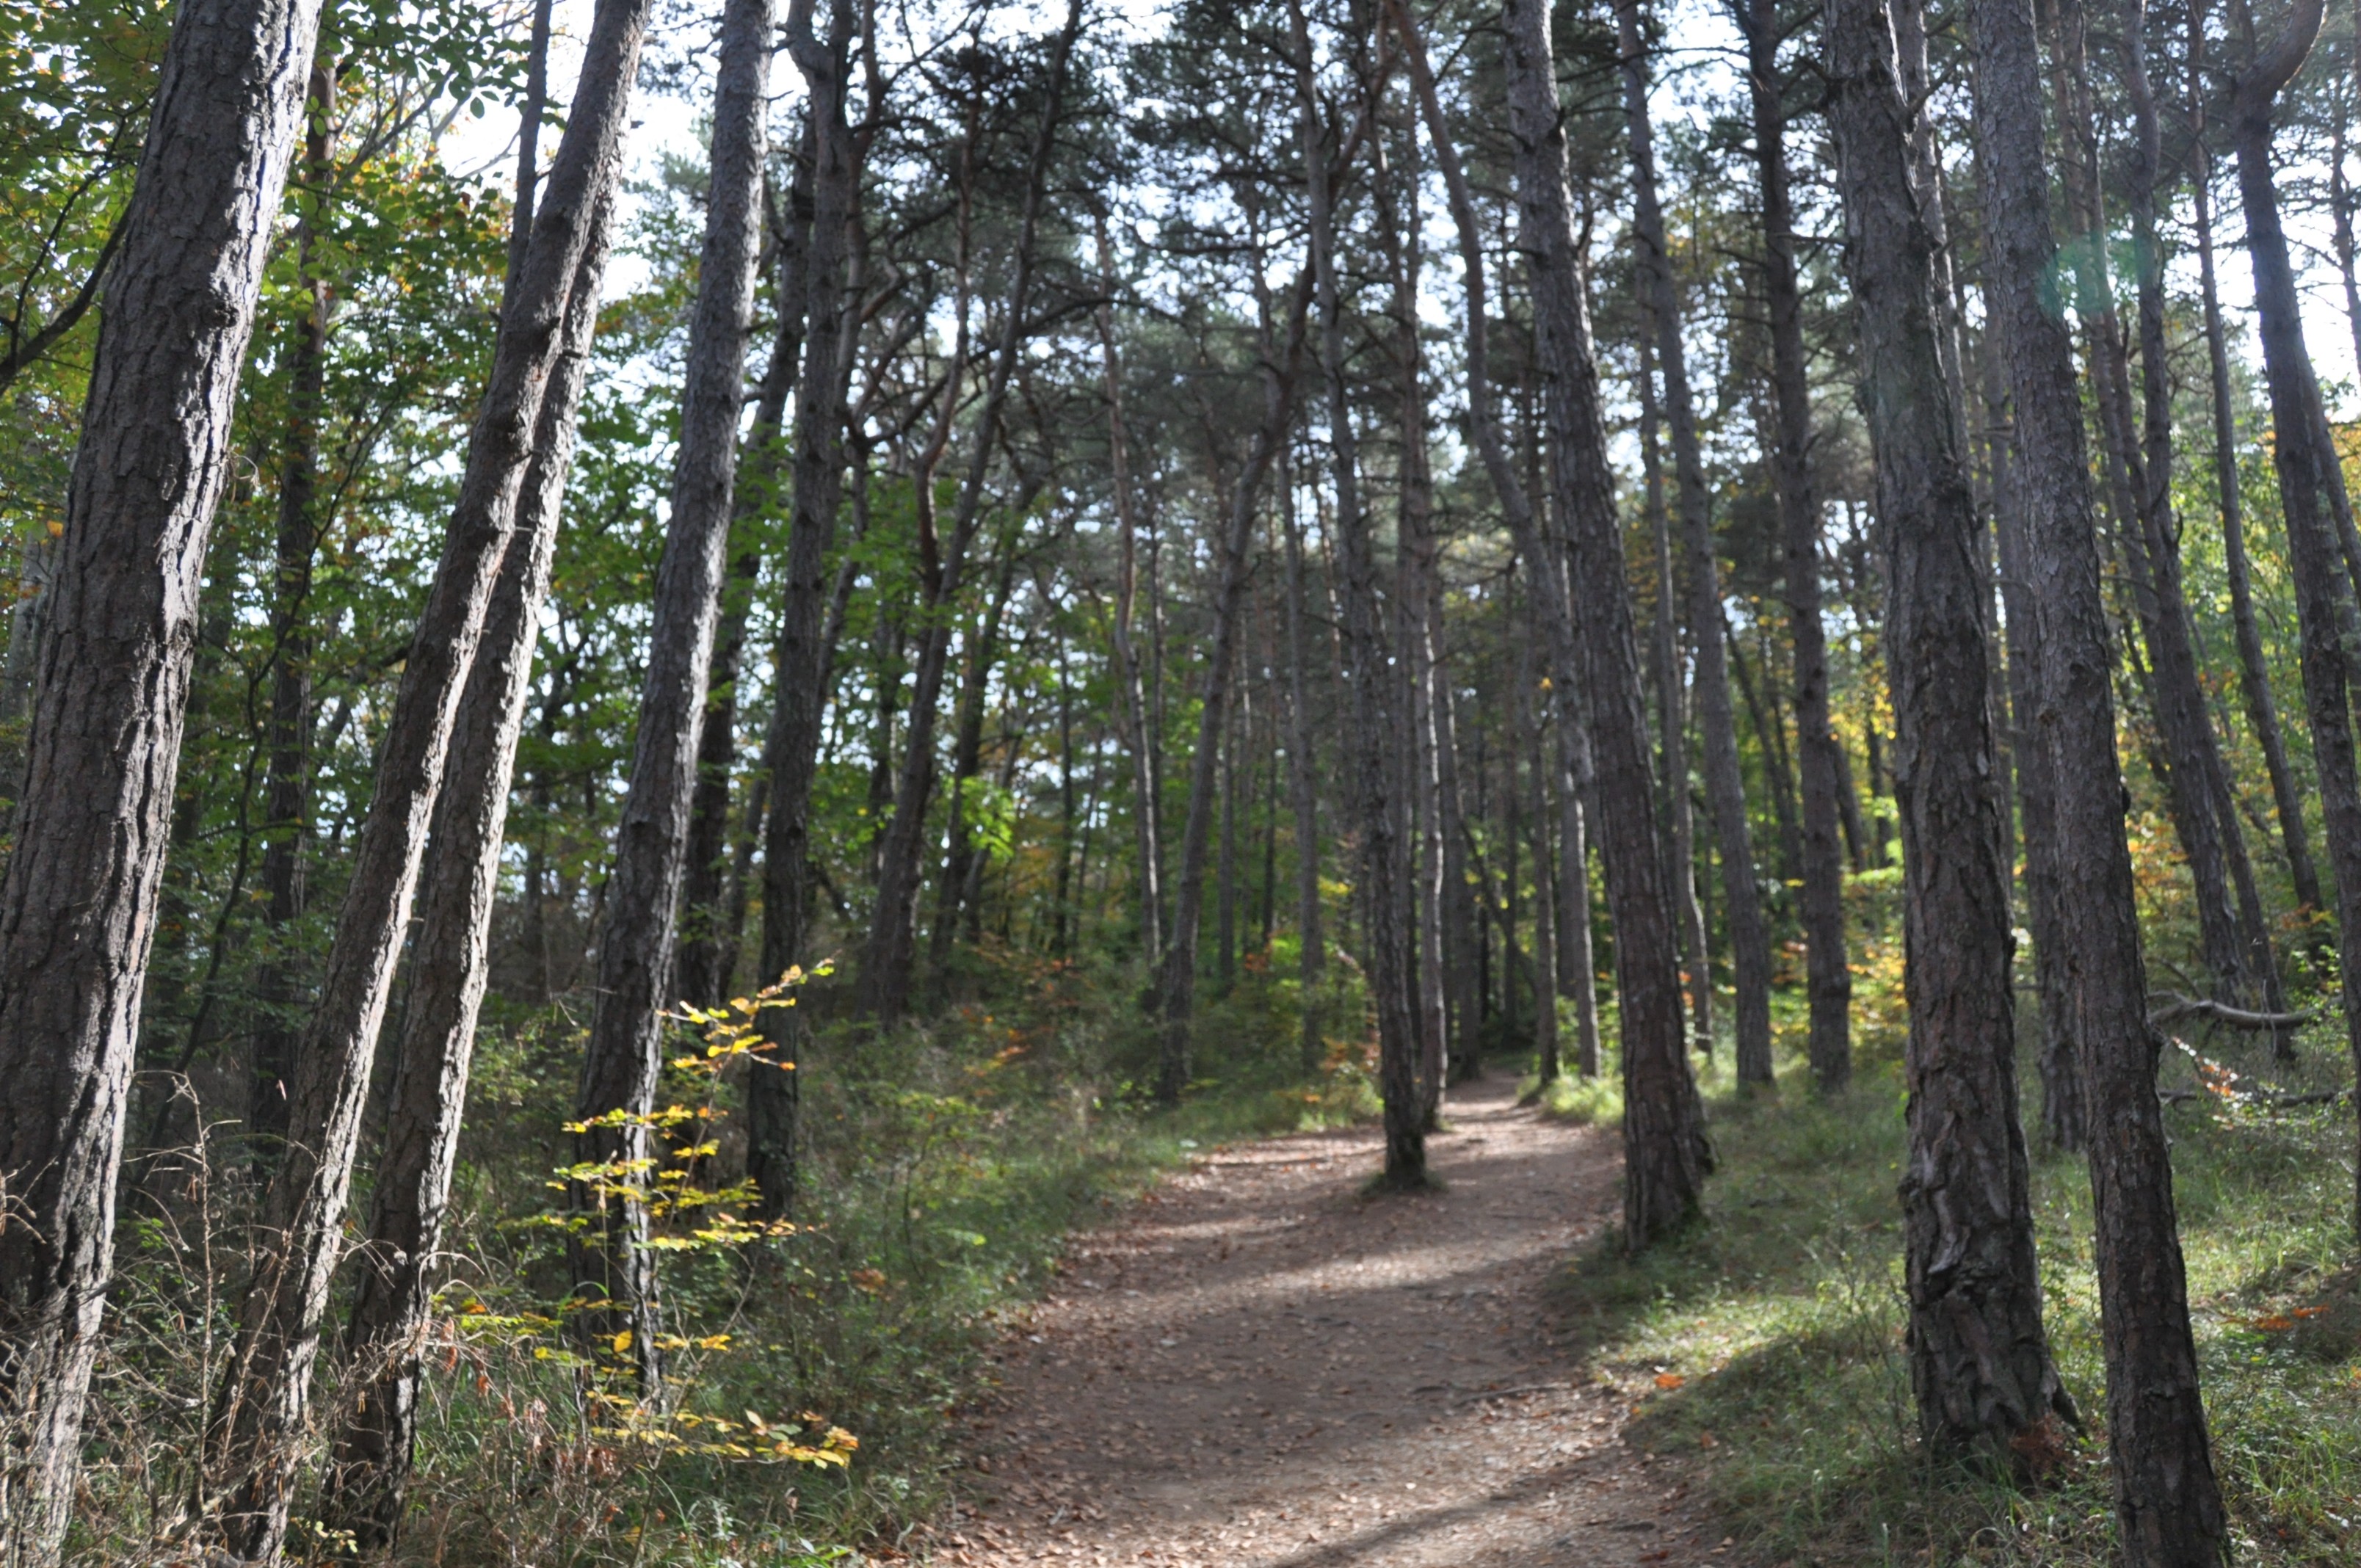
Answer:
2233, 0, 2361, 1235
1617, 0, 1771, 1085
0, 1, 331, 1556
1496, 0, 1709, 1244
1827, 0, 2075, 1464
203, 0, 653, 1550
1969, 0, 2230, 1551
1738, 0, 1849, 1089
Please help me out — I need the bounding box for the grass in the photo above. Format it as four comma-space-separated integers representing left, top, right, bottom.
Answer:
74, 948, 1375, 1567
1548, 990, 2361, 1566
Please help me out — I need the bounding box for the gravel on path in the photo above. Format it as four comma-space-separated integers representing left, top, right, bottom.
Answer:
941, 1072, 1725, 1567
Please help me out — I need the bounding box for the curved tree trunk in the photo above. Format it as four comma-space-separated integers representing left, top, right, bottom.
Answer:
1827, 0, 2073, 1466
0, 0, 329, 1556
1969, 0, 2229, 1552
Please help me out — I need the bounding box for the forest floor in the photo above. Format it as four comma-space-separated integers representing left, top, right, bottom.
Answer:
939, 1071, 1724, 1567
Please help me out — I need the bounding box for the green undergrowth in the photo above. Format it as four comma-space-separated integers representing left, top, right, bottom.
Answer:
394, 960, 1374, 1565
80, 950, 1377, 1567
1551, 1001, 2361, 1566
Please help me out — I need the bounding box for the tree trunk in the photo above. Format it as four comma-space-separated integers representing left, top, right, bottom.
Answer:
321, 190, 604, 1551
1970, 0, 2230, 1551
1520, 620, 1560, 1086
1281, 451, 1326, 1075
1641, 337, 1712, 1048
2118, 0, 2284, 1024
1742, 0, 1848, 1090
204, 0, 651, 1548
570, 0, 773, 1391
1983, 322, 2084, 1152
1826, 0, 2074, 1465
1617, 0, 1770, 1085
2188, 18, 2321, 921
1095, 214, 1165, 968
746, 0, 866, 1219
1287, 0, 1421, 1185
2234, 0, 2361, 1242
250, 58, 337, 1150
0, 0, 328, 1554
677, 115, 818, 1011
1495, 0, 1710, 1244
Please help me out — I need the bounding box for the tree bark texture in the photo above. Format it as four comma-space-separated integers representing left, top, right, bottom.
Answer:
1969, 0, 2229, 1552
1617, 0, 1770, 1086
203, 0, 651, 1552
1281, 457, 1326, 1074
1501, 0, 1708, 1248
320, 195, 606, 1549
0, 0, 329, 1555
570, 0, 772, 1393
1826, 0, 2073, 1464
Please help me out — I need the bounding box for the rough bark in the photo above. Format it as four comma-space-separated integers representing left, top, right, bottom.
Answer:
1827, 0, 2073, 1464
1983, 326, 2084, 1153
2233, 0, 2361, 1241
746, 0, 865, 1219
2187, 12, 2321, 921
1499, 0, 1708, 1246
1970, 0, 2229, 1551
0, 0, 328, 1556
203, 0, 650, 1550
321, 190, 606, 1549
1740, 0, 1848, 1089
570, 0, 773, 1391
1555, 720, 1601, 1077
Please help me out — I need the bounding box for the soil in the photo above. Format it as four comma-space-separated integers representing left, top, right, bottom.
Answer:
940, 1072, 1724, 1566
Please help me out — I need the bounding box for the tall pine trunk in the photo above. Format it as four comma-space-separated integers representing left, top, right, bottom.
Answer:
1741, 0, 1848, 1089
1827, 0, 2073, 1464
1499, 0, 1710, 1246
1969, 0, 2229, 1551
2188, 12, 2322, 923
322, 193, 607, 1550
746, 0, 866, 1219
570, 0, 773, 1390
1617, 0, 1771, 1085
0, 0, 329, 1555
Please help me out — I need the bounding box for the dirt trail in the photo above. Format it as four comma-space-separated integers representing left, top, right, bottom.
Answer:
945, 1073, 1720, 1567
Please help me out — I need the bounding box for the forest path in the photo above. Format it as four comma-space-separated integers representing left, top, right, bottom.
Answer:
943, 1072, 1719, 1567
